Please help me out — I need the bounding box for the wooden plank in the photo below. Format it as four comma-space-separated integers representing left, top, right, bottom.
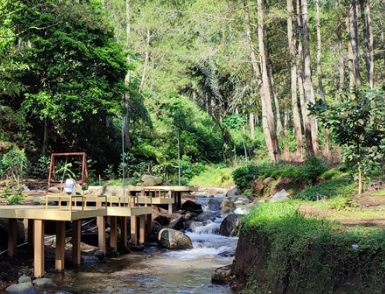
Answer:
120, 217, 127, 247
139, 215, 146, 244
110, 216, 118, 250
130, 216, 137, 245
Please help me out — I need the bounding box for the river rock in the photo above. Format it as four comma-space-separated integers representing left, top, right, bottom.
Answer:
141, 174, 163, 186
197, 211, 216, 222
207, 198, 221, 211
181, 200, 202, 212
218, 207, 235, 218
158, 228, 193, 250
270, 189, 290, 202
220, 199, 236, 211
219, 214, 240, 237
211, 264, 232, 284
33, 277, 54, 287
153, 215, 169, 226
18, 275, 31, 284
168, 215, 184, 230
6, 282, 37, 294
94, 250, 105, 260
226, 188, 240, 198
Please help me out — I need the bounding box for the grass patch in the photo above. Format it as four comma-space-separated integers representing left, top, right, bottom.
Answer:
241, 201, 385, 294
189, 165, 234, 187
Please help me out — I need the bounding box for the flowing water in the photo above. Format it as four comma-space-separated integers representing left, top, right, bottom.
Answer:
44, 196, 242, 294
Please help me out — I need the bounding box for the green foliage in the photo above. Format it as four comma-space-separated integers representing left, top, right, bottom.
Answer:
30, 155, 51, 178
242, 201, 385, 293
2, 187, 25, 204
232, 165, 259, 191
189, 165, 234, 187
0, 147, 30, 185
232, 157, 327, 191
298, 177, 357, 200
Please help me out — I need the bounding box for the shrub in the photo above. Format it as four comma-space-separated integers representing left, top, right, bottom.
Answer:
301, 156, 326, 184
232, 165, 259, 191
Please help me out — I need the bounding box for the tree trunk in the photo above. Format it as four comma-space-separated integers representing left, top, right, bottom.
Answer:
316, 0, 325, 101
139, 29, 151, 93
257, 0, 279, 162
124, 0, 131, 150
347, 0, 361, 93
243, 0, 279, 162
360, 0, 375, 88
301, 0, 318, 155
249, 113, 255, 140
287, 0, 303, 158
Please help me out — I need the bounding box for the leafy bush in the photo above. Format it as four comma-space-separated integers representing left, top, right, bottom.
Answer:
232, 165, 259, 190
190, 165, 234, 187
301, 156, 326, 184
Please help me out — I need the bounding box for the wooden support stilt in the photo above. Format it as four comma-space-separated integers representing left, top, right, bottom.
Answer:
168, 203, 173, 214
27, 219, 34, 254
34, 220, 45, 278
110, 216, 118, 250
139, 215, 146, 244
146, 214, 152, 234
8, 219, 18, 257
97, 216, 106, 252
130, 216, 137, 245
120, 217, 127, 247
72, 220, 81, 266
55, 221, 66, 271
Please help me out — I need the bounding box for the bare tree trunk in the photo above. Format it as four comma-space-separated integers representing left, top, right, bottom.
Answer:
338, 23, 345, 95
347, 0, 361, 93
243, 0, 279, 162
267, 60, 284, 137
316, 0, 325, 101
124, 0, 131, 149
360, 0, 375, 88
288, 0, 303, 158
249, 113, 255, 140
257, 0, 279, 162
139, 29, 151, 93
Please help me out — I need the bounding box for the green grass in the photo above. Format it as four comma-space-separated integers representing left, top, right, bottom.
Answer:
241, 201, 385, 293
189, 165, 234, 187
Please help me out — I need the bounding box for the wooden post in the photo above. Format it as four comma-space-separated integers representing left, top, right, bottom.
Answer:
110, 216, 118, 250
34, 220, 45, 277
97, 216, 106, 252
146, 214, 152, 234
8, 219, 18, 257
139, 215, 146, 244
72, 220, 81, 266
168, 203, 173, 214
55, 221, 65, 271
120, 217, 127, 247
130, 216, 137, 245
27, 219, 34, 254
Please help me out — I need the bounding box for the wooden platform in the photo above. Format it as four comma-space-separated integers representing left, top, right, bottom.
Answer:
4, 185, 197, 278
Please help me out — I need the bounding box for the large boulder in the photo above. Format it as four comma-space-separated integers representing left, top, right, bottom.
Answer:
158, 228, 193, 250
219, 214, 240, 237
168, 215, 184, 230
141, 174, 163, 186
226, 188, 240, 198
220, 199, 236, 211
181, 200, 202, 212
197, 211, 216, 222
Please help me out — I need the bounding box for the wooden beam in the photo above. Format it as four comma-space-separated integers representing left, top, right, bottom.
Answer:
97, 216, 106, 252
8, 219, 18, 257
27, 219, 34, 254
55, 221, 66, 271
34, 220, 45, 277
72, 220, 81, 266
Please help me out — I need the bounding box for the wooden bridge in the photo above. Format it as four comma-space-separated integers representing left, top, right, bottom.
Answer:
1, 185, 197, 278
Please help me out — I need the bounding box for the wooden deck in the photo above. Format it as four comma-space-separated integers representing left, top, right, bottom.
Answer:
4, 185, 197, 278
